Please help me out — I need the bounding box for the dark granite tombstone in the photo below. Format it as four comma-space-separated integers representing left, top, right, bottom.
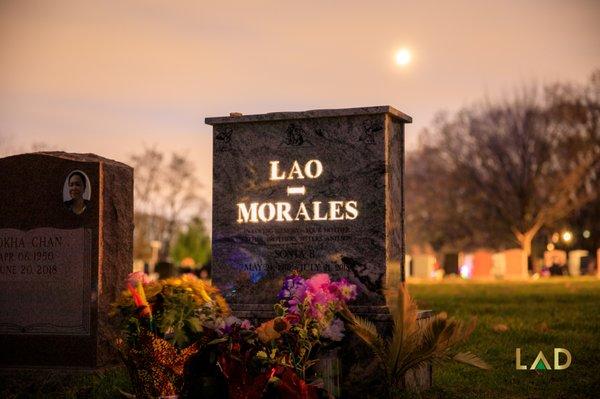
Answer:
0, 152, 133, 369
155, 261, 177, 279
207, 106, 411, 319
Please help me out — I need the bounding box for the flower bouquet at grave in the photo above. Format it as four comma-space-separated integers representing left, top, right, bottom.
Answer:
110, 272, 230, 398
218, 273, 357, 399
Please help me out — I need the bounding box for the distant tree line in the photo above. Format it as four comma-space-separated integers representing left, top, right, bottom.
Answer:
406, 70, 600, 260
131, 147, 210, 266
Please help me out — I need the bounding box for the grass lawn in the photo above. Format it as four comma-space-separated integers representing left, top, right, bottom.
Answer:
2, 277, 598, 398
408, 277, 600, 399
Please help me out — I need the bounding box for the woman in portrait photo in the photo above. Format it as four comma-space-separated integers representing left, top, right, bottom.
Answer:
64, 171, 90, 215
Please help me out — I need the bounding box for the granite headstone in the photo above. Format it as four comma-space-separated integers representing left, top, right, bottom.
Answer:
568, 250, 589, 277
411, 254, 435, 279
442, 253, 459, 276
472, 250, 493, 279
207, 106, 411, 319
504, 248, 527, 278
0, 152, 133, 369
491, 252, 506, 278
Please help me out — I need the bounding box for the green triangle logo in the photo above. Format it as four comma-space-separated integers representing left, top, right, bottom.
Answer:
534, 360, 546, 370
531, 351, 551, 370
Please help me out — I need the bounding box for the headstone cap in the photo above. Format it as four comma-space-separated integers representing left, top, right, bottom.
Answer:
1, 151, 132, 170
205, 105, 412, 125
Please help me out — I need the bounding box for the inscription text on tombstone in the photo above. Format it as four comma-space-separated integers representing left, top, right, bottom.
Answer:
0, 228, 91, 335
207, 106, 411, 318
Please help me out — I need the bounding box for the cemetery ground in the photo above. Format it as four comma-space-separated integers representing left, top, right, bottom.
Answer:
1, 277, 598, 398
411, 277, 600, 399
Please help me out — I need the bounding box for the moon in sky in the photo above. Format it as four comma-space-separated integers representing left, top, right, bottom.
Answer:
395, 48, 412, 66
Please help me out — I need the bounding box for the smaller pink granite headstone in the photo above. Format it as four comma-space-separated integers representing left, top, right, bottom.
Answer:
504, 248, 528, 278
471, 250, 493, 278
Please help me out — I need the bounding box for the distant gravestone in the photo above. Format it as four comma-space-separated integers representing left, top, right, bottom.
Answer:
412, 255, 435, 279
0, 152, 133, 368
580, 256, 590, 275
568, 250, 589, 277
491, 252, 506, 278
155, 261, 176, 279
404, 254, 412, 280
504, 248, 528, 278
544, 250, 567, 267
471, 250, 493, 278
207, 106, 411, 318
442, 253, 459, 275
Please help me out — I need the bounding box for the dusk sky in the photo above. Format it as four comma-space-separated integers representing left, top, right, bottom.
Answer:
1, 0, 599, 205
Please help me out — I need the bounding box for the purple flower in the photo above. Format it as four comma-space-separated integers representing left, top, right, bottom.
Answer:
321, 318, 345, 341
219, 315, 243, 334
278, 274, 306, 301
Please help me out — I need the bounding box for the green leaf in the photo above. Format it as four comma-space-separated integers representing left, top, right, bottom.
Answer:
207, 337, 228, 346
173, 329, 188, 347
274, 303, 286, 317
186, 317, 202, 333
453, 352, 491, 370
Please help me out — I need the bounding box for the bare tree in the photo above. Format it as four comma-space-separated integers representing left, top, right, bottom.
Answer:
407, 71, 600, 258
130, 147, 204, 261
161, 153, 203, 257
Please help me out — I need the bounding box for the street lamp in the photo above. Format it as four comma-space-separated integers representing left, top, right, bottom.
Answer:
562, 231, 573, 243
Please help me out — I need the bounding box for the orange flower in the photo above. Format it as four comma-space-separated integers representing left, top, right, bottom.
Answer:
256, 319, 281, 343
256, 317, 290, 343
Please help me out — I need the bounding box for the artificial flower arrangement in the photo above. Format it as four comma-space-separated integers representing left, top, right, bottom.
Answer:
110, 272, 231, 398
111, 271, 357, 399
219, 273, 357, 399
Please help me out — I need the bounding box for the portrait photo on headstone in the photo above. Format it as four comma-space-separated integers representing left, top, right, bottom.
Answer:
62, 170, 91, 215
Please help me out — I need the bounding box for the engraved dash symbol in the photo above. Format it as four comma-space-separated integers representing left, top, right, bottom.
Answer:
287, 186, 306, 195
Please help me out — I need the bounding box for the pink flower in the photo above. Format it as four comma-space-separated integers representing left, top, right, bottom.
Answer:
331, 279, 358, 302
305, 293, 331, 321
311, 288, 335, 308
127, 271, 153, 286
277, 273, 357, 322
305, 274, 331, 292
240, 319, 253, 329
